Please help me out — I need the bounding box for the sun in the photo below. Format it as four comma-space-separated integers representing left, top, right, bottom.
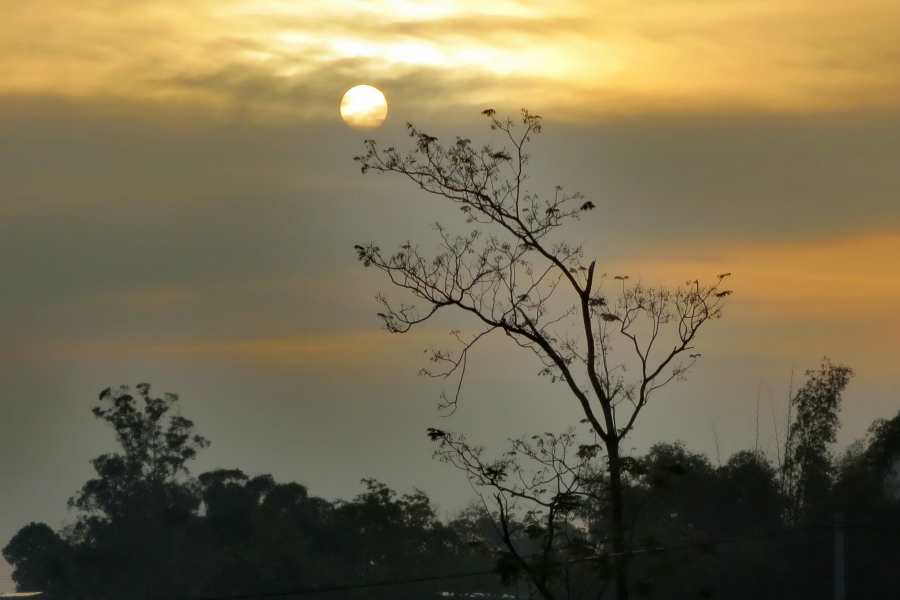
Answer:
340, 85, 388, 131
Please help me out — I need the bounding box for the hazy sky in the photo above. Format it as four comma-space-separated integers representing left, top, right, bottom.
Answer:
2, 0, 900, 589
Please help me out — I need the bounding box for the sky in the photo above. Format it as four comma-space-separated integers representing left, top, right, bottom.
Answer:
2, 0, 900, 589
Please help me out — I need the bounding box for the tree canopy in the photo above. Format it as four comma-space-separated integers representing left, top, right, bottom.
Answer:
5, 373, 900, 600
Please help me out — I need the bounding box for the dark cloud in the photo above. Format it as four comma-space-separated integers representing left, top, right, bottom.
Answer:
158, 56, 551, 124
259, 13, 601, 39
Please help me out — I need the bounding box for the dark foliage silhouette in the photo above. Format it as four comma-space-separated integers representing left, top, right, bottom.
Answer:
6, 370, 900, 600
3, 385, 502, 600
354, 109, 731, 600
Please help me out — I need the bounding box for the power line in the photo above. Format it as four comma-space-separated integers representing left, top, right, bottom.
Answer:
183, 568, 500, 600
611, 524, 831, 557
181, 523, 878, 600
5, 523, 892, 600
848, 524, 900, 537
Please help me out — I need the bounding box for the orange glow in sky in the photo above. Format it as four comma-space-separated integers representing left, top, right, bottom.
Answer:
2, 0, 899, 123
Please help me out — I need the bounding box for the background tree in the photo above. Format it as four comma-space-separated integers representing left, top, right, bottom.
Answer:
68, 383, 209, 520
355, 109, 731, 600
9, 376, 900, 599
428, 427, 613, 600
3, 385, 504, 600
2, 523, 76, 599
3, 384, 211, 600
779, 359, 854, 525
828, 407, 900, 598
615, 443, 786, 599
67, 384, 210, 600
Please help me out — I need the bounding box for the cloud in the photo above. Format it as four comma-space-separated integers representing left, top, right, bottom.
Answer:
607, 231, 900, 368
2, 0, 899, 124
57, 330, 441, 370
50, 231, 895, 374
624, 231, 900, 309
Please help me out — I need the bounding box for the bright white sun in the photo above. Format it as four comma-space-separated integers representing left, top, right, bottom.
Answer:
340, 85, 388, 131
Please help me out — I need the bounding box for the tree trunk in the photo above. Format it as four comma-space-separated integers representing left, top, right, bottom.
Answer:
607, 440, 629, 600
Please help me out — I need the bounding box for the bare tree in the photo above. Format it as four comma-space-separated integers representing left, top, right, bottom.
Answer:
428, 427, 613, 600
354, 109, 731, 600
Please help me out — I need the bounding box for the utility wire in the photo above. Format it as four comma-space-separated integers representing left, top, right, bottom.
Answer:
847, 523, 900, 536
183, 568, 499, 600
181, 523, 894, 600
607, 524, 831, 557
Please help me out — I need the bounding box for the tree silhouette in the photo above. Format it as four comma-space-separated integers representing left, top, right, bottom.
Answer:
3, 385, 504, 600
780, 359, 854, 525
68, 383, 209, 520
65, 384, 210, 600
355, 109, 731, 600
2, 523, 74, 598
10, 377, 900, 599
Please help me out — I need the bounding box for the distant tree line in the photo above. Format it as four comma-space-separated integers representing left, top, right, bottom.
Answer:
2, 385, 501, 600
6, 368, 900, 600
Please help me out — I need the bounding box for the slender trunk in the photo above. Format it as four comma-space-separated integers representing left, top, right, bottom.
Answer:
607, 440, 629, 600
498, 503, 557, 600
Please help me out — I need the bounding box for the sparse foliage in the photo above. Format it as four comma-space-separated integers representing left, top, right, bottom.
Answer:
355, 109, 731, 600
428, 427, 612, 599
780, 359, 854, 524
68, 383, 210, 520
